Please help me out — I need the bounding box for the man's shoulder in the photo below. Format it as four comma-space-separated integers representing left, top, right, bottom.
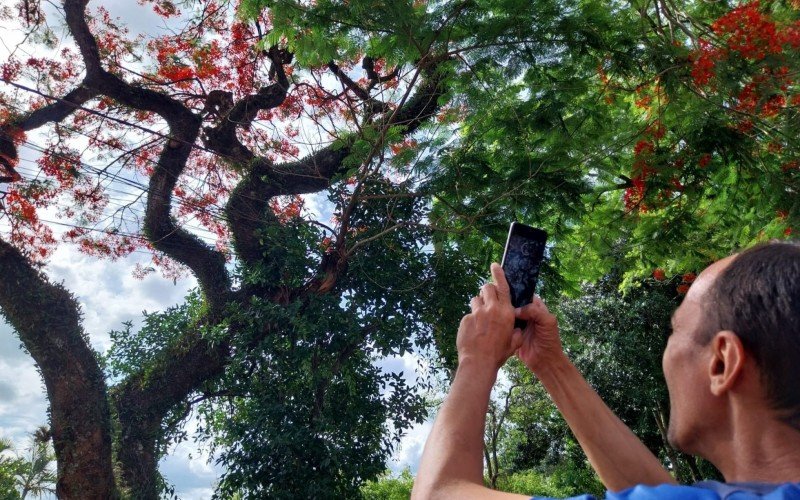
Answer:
532, 482, 800, 500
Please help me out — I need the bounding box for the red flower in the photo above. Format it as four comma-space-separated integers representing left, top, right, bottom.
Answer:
653, 268, 666, 281
634, 140, 654, 157
676, 284, 691, 295
682, 272, 697, 284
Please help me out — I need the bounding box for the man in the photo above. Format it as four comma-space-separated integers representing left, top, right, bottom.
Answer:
412, 242, 800, 499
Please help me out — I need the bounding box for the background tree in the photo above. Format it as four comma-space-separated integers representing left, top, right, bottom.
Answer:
0, 429, 56, 500
0, 436, 23, 499
359, 469, 415, 500
15, 428, 56, 500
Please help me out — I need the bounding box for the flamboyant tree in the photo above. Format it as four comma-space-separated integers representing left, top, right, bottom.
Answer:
0, 0, 798, 497
0, 0, 455, 497
431, 0, 799, 294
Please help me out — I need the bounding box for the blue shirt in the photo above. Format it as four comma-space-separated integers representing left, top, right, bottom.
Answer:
534, 482, 800, 500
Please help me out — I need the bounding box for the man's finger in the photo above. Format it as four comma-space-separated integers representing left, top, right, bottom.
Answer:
480, 283, 498, 304
515, 297, 555, 324
510, 328, 524, 353
490, 263, 511, 305
470, 295, 483, 312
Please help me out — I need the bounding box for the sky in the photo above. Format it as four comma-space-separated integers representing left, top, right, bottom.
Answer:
0, 1, 435, 497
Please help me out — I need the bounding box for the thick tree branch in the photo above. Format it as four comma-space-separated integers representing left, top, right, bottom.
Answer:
64, 0, 231, 311
60, 2, 236, 496
274, 69, 448, 196
0, 238, 116, 499
328, 60, 391, 113
111, 326, 229, 499
225, 157, 286, 267
328, 61, 372, 101
19, 85, 99, 130
225, 64, 447, 272
202, 82, 288, 162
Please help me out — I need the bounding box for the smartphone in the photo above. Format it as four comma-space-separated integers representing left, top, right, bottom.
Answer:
500, 222, 548, 329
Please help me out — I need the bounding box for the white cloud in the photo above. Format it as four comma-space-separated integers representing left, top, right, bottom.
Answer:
388, 419, 433, 475
0, 356, 50, 448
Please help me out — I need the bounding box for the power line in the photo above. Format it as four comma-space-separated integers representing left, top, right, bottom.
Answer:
5, 80, 235, 161
3, 99, 233, 214
9, 157, 224, 247
17, 140, 230, 223
11, 163, 224, 246
4, 97, 285, 228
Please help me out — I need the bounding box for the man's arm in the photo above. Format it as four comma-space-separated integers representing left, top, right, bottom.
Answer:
411, 264, 530, 500
516, 299, 676, 491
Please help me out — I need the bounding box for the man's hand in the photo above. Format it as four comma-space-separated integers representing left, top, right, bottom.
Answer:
457, 263, 523, 370
515, 297, 568, 375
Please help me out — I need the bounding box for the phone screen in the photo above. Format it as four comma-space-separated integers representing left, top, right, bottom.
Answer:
501, 223, 547, 310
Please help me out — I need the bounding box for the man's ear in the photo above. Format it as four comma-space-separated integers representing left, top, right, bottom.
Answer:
708, 330, 746, 396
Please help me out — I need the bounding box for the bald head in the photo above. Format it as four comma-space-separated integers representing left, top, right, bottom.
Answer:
696, 241, 800, 429
686, 254, 737, 309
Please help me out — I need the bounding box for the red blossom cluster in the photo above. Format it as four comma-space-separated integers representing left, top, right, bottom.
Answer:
2, 190, 57, 260
676, 272, 696, 295
132, 249, 187, 280
390, 139, 418, 155
624, 137, 658, 212
622, 79, 680, 214
138, 0, 181, 18
776, 209, 794, 236
0, 59, 21, 82
144, 1, 259, 96
690, 2, 800, 118
269, 196, 304, 223
64, 228, 140, 261
435, 103, 467, 124
651, 268, 697, 295
37, 148, 80, 189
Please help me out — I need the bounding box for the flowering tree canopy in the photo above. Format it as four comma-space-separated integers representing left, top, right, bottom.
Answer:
0, 0, 797, 497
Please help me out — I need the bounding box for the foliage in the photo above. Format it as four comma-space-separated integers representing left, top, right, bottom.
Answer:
495, 468, 589, 498
0, 437, 21, 500
0, 430, 56, 500
427, 0, 799, 290
360, 469, 415, 500
205, 202, 435, 497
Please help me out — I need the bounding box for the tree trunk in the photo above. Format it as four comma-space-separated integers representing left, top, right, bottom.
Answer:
685, 454, 703, 483
0, 239, 117, 499
653, 405, 696, 483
